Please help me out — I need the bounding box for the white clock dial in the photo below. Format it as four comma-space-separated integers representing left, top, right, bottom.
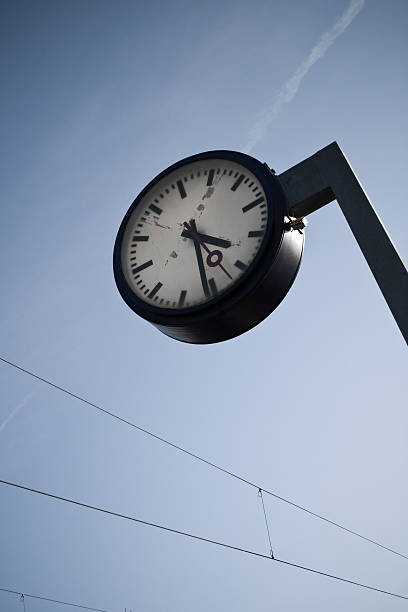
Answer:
121, 158, 269, 309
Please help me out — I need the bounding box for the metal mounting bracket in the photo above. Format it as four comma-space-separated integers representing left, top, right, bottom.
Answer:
277, 142, 408, 344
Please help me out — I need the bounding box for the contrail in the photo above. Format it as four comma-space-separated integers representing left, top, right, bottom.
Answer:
0, 391, 34, 433
243, 0, 365, 153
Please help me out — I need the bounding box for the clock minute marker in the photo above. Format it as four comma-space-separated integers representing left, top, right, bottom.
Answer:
177, 180, 187, 199
148, 282, 162, 299
231, 174, 244, 191
248, 230, 264, 237
132, 235, 149, 242
242, 197, 265, 213
207, 169, 215, 186
178, 290, 187, 308
149, 203, 162, 215
234, 260, 247, 271
132, 260, 153, 275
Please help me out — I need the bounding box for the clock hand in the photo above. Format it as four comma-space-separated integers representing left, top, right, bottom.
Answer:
181, 229, 231, 249
188, 221, 210, 298
184, 221, 233, 281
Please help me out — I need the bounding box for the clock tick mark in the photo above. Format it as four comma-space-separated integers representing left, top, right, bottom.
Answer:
234, 260, 247, 271
149, 203, 162, 215
242, 197, 265, 213
132, 235, 149, 242
148, 282, 162, 299
132, 260, 153, 274
177, 180, 187, 199
178, 290, 187, 307
231, 174, 245, 191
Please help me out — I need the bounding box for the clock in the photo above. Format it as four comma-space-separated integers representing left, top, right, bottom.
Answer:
113, 150, 304, 343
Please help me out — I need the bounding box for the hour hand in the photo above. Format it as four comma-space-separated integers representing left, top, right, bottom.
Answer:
181, 229, 231, 249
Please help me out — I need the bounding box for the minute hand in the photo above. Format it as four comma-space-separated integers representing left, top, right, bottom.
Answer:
181, 229, 231, 249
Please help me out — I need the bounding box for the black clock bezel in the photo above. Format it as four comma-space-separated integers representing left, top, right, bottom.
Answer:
113, 150, 304, 343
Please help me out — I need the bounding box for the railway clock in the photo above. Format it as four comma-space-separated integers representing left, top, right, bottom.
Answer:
113, 150, 304, 343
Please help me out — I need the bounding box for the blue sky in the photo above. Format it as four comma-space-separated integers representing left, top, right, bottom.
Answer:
1, 1, 407, 610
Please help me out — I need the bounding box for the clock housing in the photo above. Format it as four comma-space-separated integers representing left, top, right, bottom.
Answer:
113, 150, 304, 343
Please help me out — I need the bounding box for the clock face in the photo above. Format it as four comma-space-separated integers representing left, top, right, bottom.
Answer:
119, 158, 270, 310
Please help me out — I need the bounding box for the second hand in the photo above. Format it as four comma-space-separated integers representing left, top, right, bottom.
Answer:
183, 221, 233, 280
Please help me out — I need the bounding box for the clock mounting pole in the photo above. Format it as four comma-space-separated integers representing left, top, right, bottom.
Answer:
277, 141, 408, 344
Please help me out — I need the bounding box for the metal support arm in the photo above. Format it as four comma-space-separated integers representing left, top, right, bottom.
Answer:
277, 142, 408, 344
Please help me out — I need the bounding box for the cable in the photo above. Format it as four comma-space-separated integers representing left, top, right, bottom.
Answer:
0, 587, 108, 611
258, 488, 274, 558
1, 478, 407, 602
1, 355, 407, 562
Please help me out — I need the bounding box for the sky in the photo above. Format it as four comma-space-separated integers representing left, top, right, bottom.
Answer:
1, 0, 407, 610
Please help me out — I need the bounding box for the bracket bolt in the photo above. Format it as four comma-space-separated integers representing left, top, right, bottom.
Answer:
286, 216, 308, 231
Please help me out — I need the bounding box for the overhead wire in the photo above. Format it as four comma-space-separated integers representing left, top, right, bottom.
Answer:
0, 587, 108, 611
1, 478, 407, 602
1, 354, 406, 562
